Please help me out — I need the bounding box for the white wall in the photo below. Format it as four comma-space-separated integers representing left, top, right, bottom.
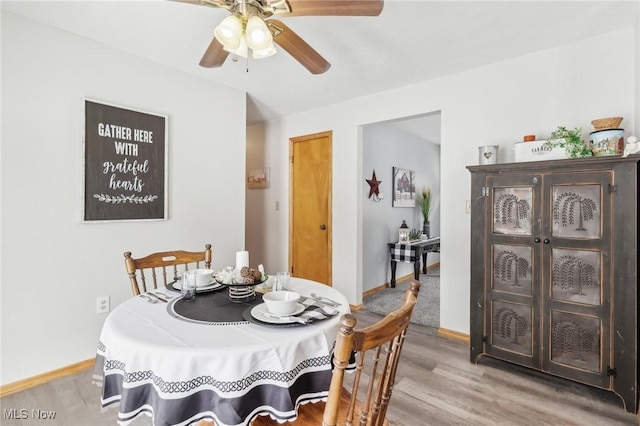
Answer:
361, 122, 441, 292
1, 12, 247, 385
245, 124, 285, 274
246, 28, 638, 334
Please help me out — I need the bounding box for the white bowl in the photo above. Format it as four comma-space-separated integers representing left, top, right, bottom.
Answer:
193, 269, 215, 287
263, 291, 301, 315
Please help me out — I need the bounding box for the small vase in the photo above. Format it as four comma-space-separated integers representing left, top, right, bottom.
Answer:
423, 221, 430, 239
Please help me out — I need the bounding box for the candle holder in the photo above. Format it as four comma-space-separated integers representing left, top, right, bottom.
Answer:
228, 284, 256, 303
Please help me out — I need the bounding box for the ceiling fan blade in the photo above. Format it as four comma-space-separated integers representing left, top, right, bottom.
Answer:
199, 37, 230, 68
171, 0, 230, 7
268, 19, 330, 74
284, 0, 383, 16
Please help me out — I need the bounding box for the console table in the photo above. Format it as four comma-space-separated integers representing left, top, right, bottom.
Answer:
388, 237, 440, 287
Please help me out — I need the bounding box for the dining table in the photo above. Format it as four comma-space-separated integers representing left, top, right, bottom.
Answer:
93, 276, 350, 426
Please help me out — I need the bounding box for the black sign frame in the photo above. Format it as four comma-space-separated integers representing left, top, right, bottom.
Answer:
82, 99, 168, 222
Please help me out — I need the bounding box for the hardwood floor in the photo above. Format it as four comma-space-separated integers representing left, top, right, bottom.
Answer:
1, 310, 638, 425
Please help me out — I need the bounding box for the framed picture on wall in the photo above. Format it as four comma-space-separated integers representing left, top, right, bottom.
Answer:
247, 167, 270, 189
82, 98, 168, 222
392, 167, 415, 207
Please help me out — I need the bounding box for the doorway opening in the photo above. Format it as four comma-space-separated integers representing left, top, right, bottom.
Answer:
361, 111, 441, 327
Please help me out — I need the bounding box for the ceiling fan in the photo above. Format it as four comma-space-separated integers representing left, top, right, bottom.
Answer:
176, 0, 384, 74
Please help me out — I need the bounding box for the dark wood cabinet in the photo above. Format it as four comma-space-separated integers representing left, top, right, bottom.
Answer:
467, 156, 638, 414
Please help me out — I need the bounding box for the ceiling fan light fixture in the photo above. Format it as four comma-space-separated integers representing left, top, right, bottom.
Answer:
245, 15, 273, 50
252, 44, 277, 59
214, 14, 242, 50
223, 34, 248, 59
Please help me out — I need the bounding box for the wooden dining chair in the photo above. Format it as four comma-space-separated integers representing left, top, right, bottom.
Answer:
252, 280, 421, 426
124, 244, 212, 296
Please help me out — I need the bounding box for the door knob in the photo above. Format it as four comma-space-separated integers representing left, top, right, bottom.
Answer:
543, 238, 551, 244
319, 224, 327, 230
533, 238, 541, 243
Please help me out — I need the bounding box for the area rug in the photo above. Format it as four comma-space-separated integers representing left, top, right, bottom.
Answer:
363, 269, 440, 328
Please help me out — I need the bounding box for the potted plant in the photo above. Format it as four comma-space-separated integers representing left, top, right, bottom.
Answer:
409, 228, 422, 241
417, 186, 432, 238
544, 126, 592, 158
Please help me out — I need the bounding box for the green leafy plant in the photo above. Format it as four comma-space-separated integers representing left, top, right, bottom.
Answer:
409, 228, 422, 241
544, 126, 592, 158
417, 186, 432, 223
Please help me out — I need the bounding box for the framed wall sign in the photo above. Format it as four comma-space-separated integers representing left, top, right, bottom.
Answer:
392, 167, 415, 207
82, 99, 168, 222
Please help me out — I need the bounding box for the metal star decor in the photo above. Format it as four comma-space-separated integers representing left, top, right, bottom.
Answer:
366, 170, 382, 198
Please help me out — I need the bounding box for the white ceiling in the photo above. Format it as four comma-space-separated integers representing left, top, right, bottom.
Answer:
372, 111, 442, 145
3, 0, 639, 132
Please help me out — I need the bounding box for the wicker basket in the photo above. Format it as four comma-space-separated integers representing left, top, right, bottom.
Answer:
591, 117, 623, 130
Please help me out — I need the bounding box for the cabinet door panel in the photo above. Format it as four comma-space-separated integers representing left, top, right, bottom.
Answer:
493, 244, 532, 296
491, 300, 533, 356
542, 171, 611, 389
485, 174, 541, 369
550, 311, 601, 373
552, 184, 601, 239
493, 186, 533, 235
551, 248, 601, 306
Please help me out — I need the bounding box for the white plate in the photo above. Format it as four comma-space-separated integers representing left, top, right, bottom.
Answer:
250, 303, 305, 324
171, 280, 223, 293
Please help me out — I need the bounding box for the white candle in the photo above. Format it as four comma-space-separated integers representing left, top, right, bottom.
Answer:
236, 251, 249, 270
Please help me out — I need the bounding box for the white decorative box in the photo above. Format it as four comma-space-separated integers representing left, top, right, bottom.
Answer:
514, 140, 568, 162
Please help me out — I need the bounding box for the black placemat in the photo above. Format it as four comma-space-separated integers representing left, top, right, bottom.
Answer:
169, 290, 263, 324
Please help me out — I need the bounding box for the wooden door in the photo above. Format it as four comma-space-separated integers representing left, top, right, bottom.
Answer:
289, 131, 332, 285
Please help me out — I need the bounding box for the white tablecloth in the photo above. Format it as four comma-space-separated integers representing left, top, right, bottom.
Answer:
94, 277, 350, 426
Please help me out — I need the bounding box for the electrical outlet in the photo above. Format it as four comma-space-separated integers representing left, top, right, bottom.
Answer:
465, 200, 471, 214
97, 296, 110, 314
